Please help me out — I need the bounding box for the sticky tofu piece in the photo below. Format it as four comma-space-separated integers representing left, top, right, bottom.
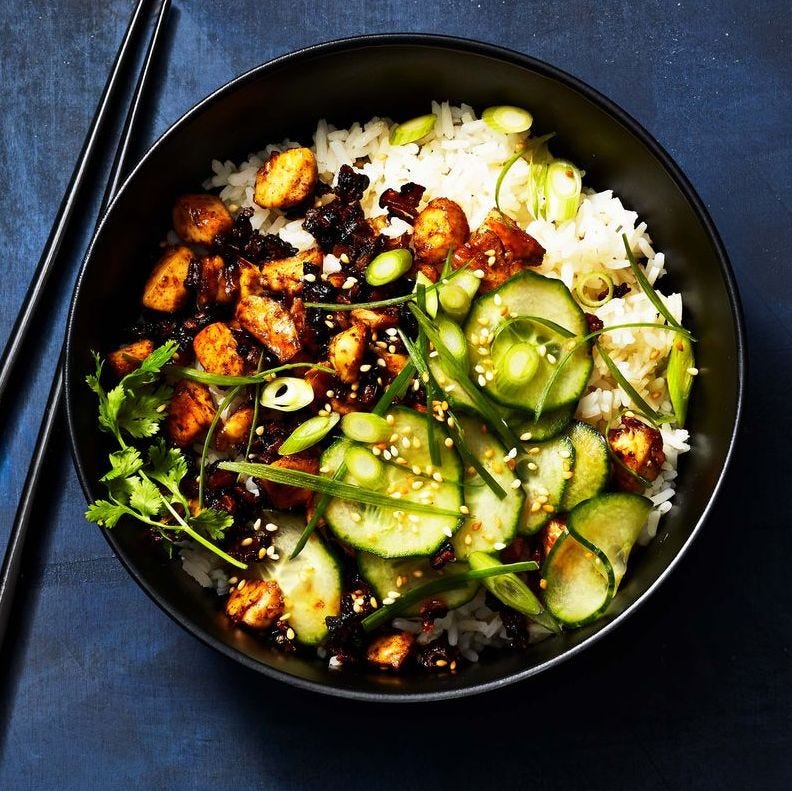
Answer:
141, 246, 194, 313
172, 193, 233, 245
225, 579, 285, 629
259, 453, 319, 509
238, 261, 264, 299
350, 307, 399, 331
192, 321, 244, 377
216, 406, 254, 453
254, 147, 318, 209
107, 339, 154, 378
195, 254, 234, 307
166, 380, 216, 447
235, 294, 301, 362
378, 351, 408, 377
608, 415, 666, 491
328, 321, 368, 384
412, 198, 470, 267
366, 632, 415, 671
260, 248, 322, 296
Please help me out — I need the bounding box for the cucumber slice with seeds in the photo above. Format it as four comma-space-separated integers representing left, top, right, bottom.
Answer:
464, 271, 593, 412
322, 407, 463, 558
543, 493, 651, 626
516, 434, 575, 534
560, 420, 610, 511
358, 553, 478, 615
507, 404, 574, 442
254, 511, 342, 645
452, 415, 523, 559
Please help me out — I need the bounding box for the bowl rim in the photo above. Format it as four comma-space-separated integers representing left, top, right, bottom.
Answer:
64, 32, 747, 703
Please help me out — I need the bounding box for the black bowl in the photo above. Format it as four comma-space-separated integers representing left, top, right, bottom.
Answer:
64, 35, 745, 701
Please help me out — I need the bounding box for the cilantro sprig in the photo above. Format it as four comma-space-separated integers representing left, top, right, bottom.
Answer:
85, 342, 245, 569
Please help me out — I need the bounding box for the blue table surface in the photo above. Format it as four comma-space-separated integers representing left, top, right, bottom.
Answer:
1, 1, 790, 788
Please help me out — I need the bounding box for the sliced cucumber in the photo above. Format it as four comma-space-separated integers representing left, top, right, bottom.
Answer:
464, 271, 593, 412
507, 404, 574, 442
516, 434, 575, 534
560, 420, 609, 511
358, 553, 478, 616
543, 492, 651, 626
452, 415, 522, 559
255, 511, 342, 645
322, 407, 463, 557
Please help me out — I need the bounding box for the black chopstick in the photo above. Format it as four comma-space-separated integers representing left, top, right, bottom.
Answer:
0, 0, 151, 408
0, 0, 172, 651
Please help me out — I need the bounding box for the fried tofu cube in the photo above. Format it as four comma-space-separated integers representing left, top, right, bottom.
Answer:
194, 254, 234, 307
412, 198, 470, 267
350, 307, 399, 331
166, 380, 216, 447
107, 339, 154, 378
225, 579, 285, 630
172, 193, 233, 245
216, 406, 254, 452
302, 363, 336, 406
378, 351, 408, 377
259, 452, 319, 509
366, 632, 415, 671
254, 147, 318, 209
478, 209, 544, 264
608, 415, 666, 491
141, 246, 195, 312
328, 321, 368, 384
193, 321, 244, 377
260, 248, 322, 296
238, 261, 264, 299
235, 294, 301, 362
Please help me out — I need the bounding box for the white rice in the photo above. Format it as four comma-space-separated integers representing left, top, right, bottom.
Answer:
188, 102, 692, 657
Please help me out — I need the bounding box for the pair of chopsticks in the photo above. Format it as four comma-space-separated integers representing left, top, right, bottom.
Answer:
0, 0, 172, 649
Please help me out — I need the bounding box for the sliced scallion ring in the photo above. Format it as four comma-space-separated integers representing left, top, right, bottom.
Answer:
545, 159, 582, 222
345, 445, 384, 488
575, 271, 614, 308
389, 113, 437, 146
482, 105, 534, 134
436, 315, 468, 367
340, 411, 391, 444
438, 283, 472, 322
260, 377, 314, 412
365, 248, 413, 286
666, 336, 695, 427
498, 342, 540, 390
278, 413, 340, 456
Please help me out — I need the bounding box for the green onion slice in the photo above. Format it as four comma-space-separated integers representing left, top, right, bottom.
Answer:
415, 272, 439, 318
361, 560, 539, 632
345, 445, 385, 488
365, 248, 413, 287
416, 285, 442, 468
278, 413, 340, 456
575, 271, 614, 308
170, 362, 333, 387
482, 105, 534, 134
498, 342, 540, 390
340, 411, 391, 444
438, 283, 472, 322
218, 460, 463, 518
494, 133, 555, 218
545, 159, 582, 223
260, 377, 314, 411
666, 336, 695, 427
436, 315, 468, 367
389, 113, 437, 146
621, 234, 682, 329
468, 551, 559, 632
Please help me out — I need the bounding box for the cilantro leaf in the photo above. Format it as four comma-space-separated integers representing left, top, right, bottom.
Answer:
117, 384, 172, 438
147, 439, 188, 494
85, 499, 127, 528
128, 476, 164, 518
101, 447, 144, 482
191, 508, 234, 541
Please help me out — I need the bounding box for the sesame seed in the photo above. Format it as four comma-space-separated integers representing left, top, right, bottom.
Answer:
504, 447, 517, 461
444, 437, 454, 448
266, 545, 276, 557
411, 480, 424, 490
529, 447, 540, 455
359, 363, 372, 372
510, 479, 523, 489
530, 501, 541, 513
156, 403, 167, 413
539, 578, 548, 590
342, 277, 357, 290
473, 269, 485, 278
388, 345, 397, 354
432, 471, 444, 482
559, 450, 571, 459
477, 346, 489, 356
487, 256, 496, 266
688, 367, 699, 376
493, 541, 507, 550
237, 579, 246, 590
253, 518, 262, 530
324, 320, 335, 329
241, 537, 254, 547
304, 273, 316, 282
258, 547, 267, 559
385, 328, 398, 336
477, 374, 486, 387
255, 425, 265, 436
563, 471, 574, 479
519, 431, 533, 441
527, 462, 538, 471
352, 512, 362, 522
459, 505, 470, 515
383, 450, 392, 460
402, 436, 411, 449
228, 577, 238, 585
382, 597, 394, 606
286, 628, 296, 640
443, 527, 453, 538
537, 345, 547, 357
436, 659, 448, 667
413, 569, 424, 578
483, 248, 496, 256
370, 597, 379, 608
493, 294, 503, 306
339, 253, 350, 264
547, 353, 557, 365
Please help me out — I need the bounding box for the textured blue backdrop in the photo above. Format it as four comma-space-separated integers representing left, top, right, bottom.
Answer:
0, 1, 790, 788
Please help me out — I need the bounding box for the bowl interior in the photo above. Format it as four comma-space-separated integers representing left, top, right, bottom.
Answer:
65, 37, 742, 700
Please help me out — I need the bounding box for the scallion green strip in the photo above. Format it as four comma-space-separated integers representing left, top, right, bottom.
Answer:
218, 460, 463, 518
361, 560, 539, 631
416, 285, 442, 467
534, 321, 695, 419
304, 262, 472, 311
171, 362, 333, 387
622, 234, 682, 329
409, 304, 519, 448
237, 352, 265, 483
595, 342, 673, 422
495, 133, 555, 217
198, 385, 242, 509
